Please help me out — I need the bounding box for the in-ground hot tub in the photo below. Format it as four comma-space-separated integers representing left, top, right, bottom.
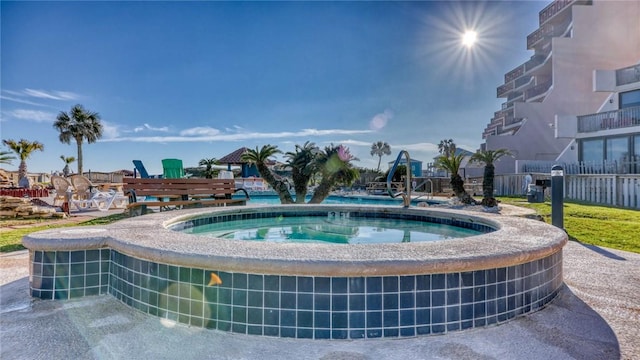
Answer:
23, 205, 567, 339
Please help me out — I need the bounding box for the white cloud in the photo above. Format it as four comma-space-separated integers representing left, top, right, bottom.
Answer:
23, 89, 80, 101
325, 139, 372, 147
101, 127, 373, 143
180, 127, 222, 137
0, 94, 46, 107
101, 121, 121, 139
133, 123, 169, 133
396, 142, 439, 153
369, 109, 394, 130
7, 109, 55, 123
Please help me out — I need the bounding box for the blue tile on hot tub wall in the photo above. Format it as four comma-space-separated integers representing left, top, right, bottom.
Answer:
432, 274, 445, 289
332, 278, 348, 294
332, 295, 348, 311
400, 276, 415, 291
264, 275, 279, 291
248, 274, 263, 290
315, 277, 330, 293
349, 311, 365, 328
349, 277, 365, 293
366, 277, 382, 293
297, 293, 312, 310
297, 276, 313, 293
281, 276, 296, 292
383, 276, 398, 293
314, 311, 330, 328
349, 294, 365, 311
315, 294, 330, 311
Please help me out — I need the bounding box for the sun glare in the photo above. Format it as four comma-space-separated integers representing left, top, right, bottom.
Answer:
462, 30, 477, 48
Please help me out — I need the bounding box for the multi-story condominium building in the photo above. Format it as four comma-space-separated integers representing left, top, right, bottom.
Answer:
481, 0, 640, 174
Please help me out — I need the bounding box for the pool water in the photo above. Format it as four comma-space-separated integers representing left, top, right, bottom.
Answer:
181, 215, 481, 244
237, 194, 437, 206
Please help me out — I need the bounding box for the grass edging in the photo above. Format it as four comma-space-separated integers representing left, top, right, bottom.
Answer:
0, 214, 127, 253
498, 196, 640, 254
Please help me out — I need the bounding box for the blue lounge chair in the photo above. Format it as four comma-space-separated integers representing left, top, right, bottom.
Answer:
132, 160, 162, 178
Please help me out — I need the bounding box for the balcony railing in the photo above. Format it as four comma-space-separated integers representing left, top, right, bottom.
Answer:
494, 107, 514, 120
504, 115, 523, 127
578, 106, 640, 132
505, 65, 525, 83
497, 81, 514, 98
507, 91, 523, 103
539, 0, 574, 24
615, 64, 640, 87
524, 55, 547, 72
514, 75, 533, 89
525, 80, 552, 100
527, 17, 572, 49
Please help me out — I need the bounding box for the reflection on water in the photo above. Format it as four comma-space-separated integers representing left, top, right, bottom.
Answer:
183, 216, 480, 245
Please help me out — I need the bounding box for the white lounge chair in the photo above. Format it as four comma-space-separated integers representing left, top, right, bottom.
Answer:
69, 175, 127, 211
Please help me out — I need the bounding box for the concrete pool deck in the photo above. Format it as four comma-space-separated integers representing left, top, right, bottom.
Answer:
2, 206, 639, 359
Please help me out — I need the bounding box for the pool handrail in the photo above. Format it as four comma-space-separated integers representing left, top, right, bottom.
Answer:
386, 150, 412, 208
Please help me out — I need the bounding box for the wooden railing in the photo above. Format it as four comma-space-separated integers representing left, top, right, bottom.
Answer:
577, 106, 640, 133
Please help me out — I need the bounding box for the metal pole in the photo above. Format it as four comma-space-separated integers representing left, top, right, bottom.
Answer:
551, 165, 564, 229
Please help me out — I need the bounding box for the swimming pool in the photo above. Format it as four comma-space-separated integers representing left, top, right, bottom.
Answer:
239, 193, 438, 206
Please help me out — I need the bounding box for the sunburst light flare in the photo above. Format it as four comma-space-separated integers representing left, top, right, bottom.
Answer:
462, 30, 478, 48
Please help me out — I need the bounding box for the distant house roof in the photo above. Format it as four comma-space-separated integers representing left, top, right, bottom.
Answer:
218, 147, 275, 165
218, 147, 249, 164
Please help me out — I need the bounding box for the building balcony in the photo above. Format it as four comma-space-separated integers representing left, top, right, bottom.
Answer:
527, 17, 571, 50
514, 75, 534, 90
497, 81, 514, 98
538, 0, 590, 25
616, 64, 640, 87
524, 80, 553, 101
578, 106, 640, 133
504, 115, 523, 128
505, 64, 525, 83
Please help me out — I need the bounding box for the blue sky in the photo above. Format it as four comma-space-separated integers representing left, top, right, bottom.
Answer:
1, 1, 542, 175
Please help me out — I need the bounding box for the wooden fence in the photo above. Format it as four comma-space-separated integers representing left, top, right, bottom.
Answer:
494, 174, 640, 209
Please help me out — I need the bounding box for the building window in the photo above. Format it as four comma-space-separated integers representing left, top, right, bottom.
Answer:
581, 139, 604, 163
634, 135, 640, 173
620, 89, 640, 109
606, 137, 629, 170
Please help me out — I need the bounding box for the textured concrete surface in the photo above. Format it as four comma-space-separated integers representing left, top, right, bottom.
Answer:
2, 241, 639, 359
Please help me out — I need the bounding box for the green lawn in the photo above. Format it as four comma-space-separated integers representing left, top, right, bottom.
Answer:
0, 214, 127, 253
2, 201, 639, 254
498, 197, 640, 254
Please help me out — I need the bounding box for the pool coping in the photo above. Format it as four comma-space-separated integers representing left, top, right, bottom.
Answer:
22, 204, 568, 276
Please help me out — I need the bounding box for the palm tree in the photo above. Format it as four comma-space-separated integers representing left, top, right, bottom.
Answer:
309, 144, 360, 203
241, 145, 294, 204
285, 141, 320, 203
0, 150, 16, 165
60, 155, 76, 177
438, 139, 456, 157
370, 141, 391, 172
198, 157, 218, 179
2, 139, 44, 182
53, 104, 103, 175
434, 152, 476, 205
470, 149, 512, 207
